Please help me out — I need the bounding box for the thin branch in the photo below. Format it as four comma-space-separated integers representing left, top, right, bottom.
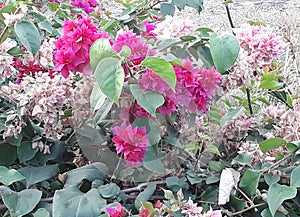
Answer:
260, 152, 293, 174
222, 202, 266, 217
122, 180, 166, 193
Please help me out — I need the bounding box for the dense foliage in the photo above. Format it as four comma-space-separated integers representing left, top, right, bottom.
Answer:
0, 0, 299, 217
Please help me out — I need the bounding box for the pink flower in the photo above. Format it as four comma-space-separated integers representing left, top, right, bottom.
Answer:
13, 59, 46, 84
119, 103, 152, 123
140, 20, 157, 38
53, 17, 107, 77
71, 0, 99, 14
195, 67, 221, 98
174, 59, 208, 112
139, 69, 177, 116
206, 210, 222, 217
106, 203, 126, 217
139, 209, 150, 217
113, 30, 154, 65
111, 123, 149, 167
236, 23, 284, 69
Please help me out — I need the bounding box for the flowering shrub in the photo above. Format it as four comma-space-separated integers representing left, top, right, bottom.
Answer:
0, 0, 299, 217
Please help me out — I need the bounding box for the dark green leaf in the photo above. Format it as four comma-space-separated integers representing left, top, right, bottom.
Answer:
94, 57, 124, 105
0, 144, 17, 166
0, 186, 42, 217
17, 141, 38, 163
210, 32, 240, 73
18, 165, 58, 188
14, 20, 41, 55
142, 57, 176, 90
0, 166, 25, 186
259, 138, 286, 154
197, 46, 214, 68
239, 169, 260, 196
208, 161, 225, 172
268, 183, 297, 217
130, 84, 164, 117
232, 153, 251, 166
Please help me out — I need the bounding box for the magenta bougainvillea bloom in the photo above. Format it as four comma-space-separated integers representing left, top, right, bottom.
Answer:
13, 59, 46, 84
106, 203, 126, 217
140, 20, 157, 38
113, 30, 154, 65
71, 0, 99, 14
53, 17, 107, 78
111, 123, 149, 167
174, 59, 209, 112
195, 67, 221, 98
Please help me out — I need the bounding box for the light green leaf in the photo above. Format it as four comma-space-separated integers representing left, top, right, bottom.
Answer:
98, 183, 120, 199
90, 83, 107, 111
0, 186, 42, 217
94, 57, 124, 105
90, 38, 117, 72
260, 80, 283, 90
239, 169, 260, 196
142, 57, 176, 90
264, 173, 280, 186
0, 166, 25, 186
38, 20, 53, 33
14, 20, 41, 56
210, 32, 240, 73
220, 107, 245, 126
259, 138, 286, 154
290, 165, 300, 188
130, 84, 164, 117
209, 161, 224, 172
53, 186, 106, 217
232, 153, 251, 166
203, 144, 220, 156
160, 3, 175, 16
268, 183, 297, 217
33, 208, 50, 217
135, 182, 156, 209
18, 164, 58, 188
64, 162, 108, 188
261, 208, 286, 217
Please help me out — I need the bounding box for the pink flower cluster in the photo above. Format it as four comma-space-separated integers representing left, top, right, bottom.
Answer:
236, 23, 284, 69
182, 198, 222, 217
111, 124, 149, 167
53, 17, 106, 78
113, 30, 154, 66
13, 59, 46, 84
106, 203, 126, 217
71, 0, 99, 14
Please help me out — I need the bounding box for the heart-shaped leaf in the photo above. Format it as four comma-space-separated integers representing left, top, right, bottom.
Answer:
0, 166, 25, 186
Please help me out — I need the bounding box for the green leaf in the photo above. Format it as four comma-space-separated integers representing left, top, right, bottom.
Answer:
130, 84, 164, 117
64, 162, 108, 188
264, 173, 280, 186
161, 3, 175, 16
0, 166, 25, 186
17, 141, 38, 163
94, 57, 124, 105
232, 153, 251, 166
135, 182, 156, 209
38, 20, 53, 33
261, 208, 286, 217
90, 38, 117, 72
18, 164, 58, 188
197, 46, 214, 68
0, 186, 42, 217
133, 118, 161, 145
208, 161, 224, 172
0, 144, 17, 166
187, 170, 202, 184
142, 57, 176, 90
143, 146, 166, 174
119, 45, 131, 58
203, 145, 220, 156
268, 183, 297, 217
259, 138, 286, 154
220, 107, 245, 126
290, 165, 300, 188
166, 176, 189, 192
286, 142, 299, 153
239, 169, 260, 196
33, 208, 50, 217
156, 38, 182, 51
53, 186, 106, 217
119, 168, 135, 180
210, 32, 240, 73
98, 183, 120, 199
14, 20, 41, 56
260, 80, 283, 90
